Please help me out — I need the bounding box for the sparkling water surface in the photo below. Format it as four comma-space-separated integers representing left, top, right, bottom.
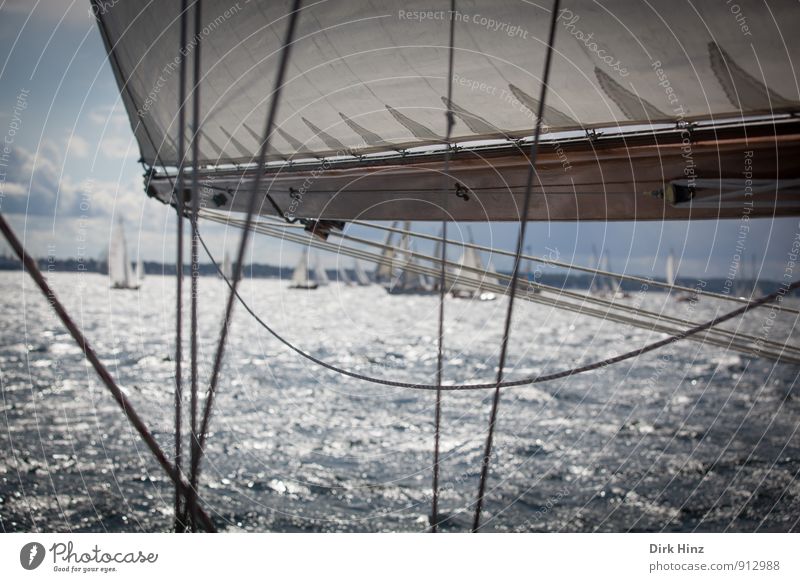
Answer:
1, 271, 798, 532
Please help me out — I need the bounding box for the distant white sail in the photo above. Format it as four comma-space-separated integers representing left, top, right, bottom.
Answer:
136, 254, 145, 283
387, 224, 431, 293
452, 247, 485, 295
314, 254, 329, 286
338, 265, 353, 285
109, 219, 137, 289
291, 250, 312, 288
590, 245, 603, 294
451, 227, 499, 297
666, 250, 676, 286
353, 260, 370, 286
221, 252, 233, 280
374, 221, 399, 283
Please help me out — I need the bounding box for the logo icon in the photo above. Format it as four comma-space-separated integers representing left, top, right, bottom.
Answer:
20, 542, 46, 570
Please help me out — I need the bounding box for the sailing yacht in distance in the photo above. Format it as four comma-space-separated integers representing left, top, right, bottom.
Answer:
109, 218, 139, 290
451, 229, 498, 301
666, 249, 692, 302
599, 250, 629, 299
337, 265, 354, 286
385, 223, 436, 295
353, 260, 371, 286
290, 249, 328, 290
135, 254, 145, 286
221, 251, 241, 281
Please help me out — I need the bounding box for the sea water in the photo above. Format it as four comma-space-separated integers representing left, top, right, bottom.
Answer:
0, 272, 798, 532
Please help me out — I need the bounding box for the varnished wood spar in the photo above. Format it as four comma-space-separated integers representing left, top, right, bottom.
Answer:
148, 120, 800, 221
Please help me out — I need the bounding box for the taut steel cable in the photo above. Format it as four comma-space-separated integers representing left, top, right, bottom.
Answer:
197, 230, 798, 392
190, 0, 304, 507
472, 0, 562, 532
431, 0, 458, 534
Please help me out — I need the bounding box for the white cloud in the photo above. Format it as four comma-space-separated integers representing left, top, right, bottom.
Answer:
87, 104, 138, 160
66, 134, 89, 158
2, 0, 93, 27
99, 135, 137, 160
0, 142, 144, 218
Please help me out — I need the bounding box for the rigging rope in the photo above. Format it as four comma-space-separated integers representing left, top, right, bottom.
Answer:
341, 220, 800, 316
187, 0, 204, 532
197, 230, 798, 390
199, 209, 800, 365
223, 214, 798, 317
173, 0, 189, 533
473, 0, 562, 532
0, 213, 217, 532
431, 0, 457, 534
189, 0, 303, 511
91, 0, 212, 531
205, 209, 800, 360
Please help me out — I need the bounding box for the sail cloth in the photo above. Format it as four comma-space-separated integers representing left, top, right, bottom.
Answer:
96, 0, 800, 166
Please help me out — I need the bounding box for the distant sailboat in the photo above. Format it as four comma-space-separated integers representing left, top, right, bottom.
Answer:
290, 250, 317, 289
314, 255, 330, 286
338, 265, 354, 286
385, 222, 435, 295
666, 249, 676, 287
290, 250, 328, 289
221, 252, 234, 280
451, 230, 498, 301
136, 254, 145, 284
374, 221, 399, 284
109, 218, 138, 290
353, 260, 371, 286
590, 245, 607, 296
602, 250, 629, 299
666, 249, 692, 302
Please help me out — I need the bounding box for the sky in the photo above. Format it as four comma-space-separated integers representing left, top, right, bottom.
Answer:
0, 0, 797, 282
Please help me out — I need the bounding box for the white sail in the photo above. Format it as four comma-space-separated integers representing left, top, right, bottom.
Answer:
338, 266, 353, 285
666, 250, 676, 286
136, 255, 145, 283
603, 250, 624, 295
109, 219, 136, 289
353, 260, 370, 286
291, 250, 311, 287
100, 1, 800, 167
452, 247, 485, 295
313, 254, 329, 286
387, 224, 431, 293
374, 221, 398, 282
221, 252, 233, 280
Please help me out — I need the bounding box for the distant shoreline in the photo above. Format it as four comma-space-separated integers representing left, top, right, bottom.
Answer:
0, 255, 786, 294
